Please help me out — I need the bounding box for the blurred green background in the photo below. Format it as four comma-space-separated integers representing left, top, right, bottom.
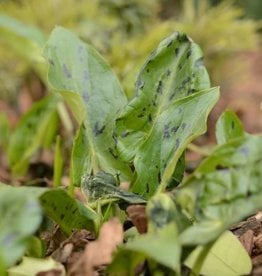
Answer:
0, 0, 261, 102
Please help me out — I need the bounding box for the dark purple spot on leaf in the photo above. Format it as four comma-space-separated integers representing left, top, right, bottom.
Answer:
163, 123, 170, 139
121, 131, 130, 138
186, 48, 192, 59
177, 33, 188, 43
178, 63, 183, 71
112, 133, 118, 144
137, 113, 144, 118
231, 121, 235, 129
72, 208, 78, 214
82, 90, 89, 102
148, 114, 152, 123
239, 146, 249, 157
146, 183, 149, 193
195, 57, 204, 68
157, 80, 163, 95
158, 172, 161, 183
189, 88, 197, 94
136, 78, 145, 90
181, 77, 191, 86
175, 138, 180, 150
167, 39, 173, 47
169, 92, 175, 101
3, 234, 15, 246
60, 214, 65, 220
94, 122, 106, 136
175, 48, 179, 56
78, 45, 84, 53
171, 126, 179, 133
166, 69, 171, 76
49, 59, 55, 66
181, 123, 186, 130
83, 70, 89, 80
109, 147, 118, 159
63, 64, 72, 78
147, 68, 150, 73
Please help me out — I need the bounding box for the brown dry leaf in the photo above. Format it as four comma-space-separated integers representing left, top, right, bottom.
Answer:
36, 269, 63, 276
126, 205, 148, 234
239, 229, 254, 256
69, 217, 123, 276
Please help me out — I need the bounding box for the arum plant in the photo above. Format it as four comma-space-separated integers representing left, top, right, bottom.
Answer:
1, 25, 261, 275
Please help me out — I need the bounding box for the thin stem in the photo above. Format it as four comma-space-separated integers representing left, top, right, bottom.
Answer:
187, 143, 210, 157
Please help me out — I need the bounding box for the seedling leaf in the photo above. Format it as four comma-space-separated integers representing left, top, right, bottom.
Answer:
7, 94, 60, 175
216, 110, 245, 145
185, 231, 252, 276
0, 185, 42, 267
176, 135, 262, 245
115, 32, 219, 197
43, 27, 133, 184
40, 189, 97, 235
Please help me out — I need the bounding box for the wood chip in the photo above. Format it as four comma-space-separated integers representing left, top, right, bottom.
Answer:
126, 205, 148, 234
68, 218, 123, 276
239, 229, 254, 256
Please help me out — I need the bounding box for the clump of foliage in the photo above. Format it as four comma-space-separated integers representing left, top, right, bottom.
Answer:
0, 19, 262, 275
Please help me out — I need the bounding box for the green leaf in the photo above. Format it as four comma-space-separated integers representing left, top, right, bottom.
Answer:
0, 112, 11, 152
0, 185, 42, 267
108, 250, 145, 275
115, 32, 219, 197
176, 135, 262, 245
70, 124, 91, 188
185, 231, 252, 276
8, 257, 65, 276
7, 94, 60, 175
147, 193, 191, 234
216, 110, 244, 145
25, 236, 43, 258
0, 183, 96, 238
0, 14, 46, 76
134, 88, 219, 197
43, 26, 132, 183
40, 189, 97, 235
123, 223, 181, 272
53, 135, 63, 187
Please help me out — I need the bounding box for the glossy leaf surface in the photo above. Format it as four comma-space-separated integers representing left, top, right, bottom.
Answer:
43, 27, 132, 184
176, 135, 262, 245
115, 32, 219, 197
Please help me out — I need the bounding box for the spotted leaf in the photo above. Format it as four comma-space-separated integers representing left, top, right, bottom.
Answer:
43, 27, 133, 185
116, 32, 219, 197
